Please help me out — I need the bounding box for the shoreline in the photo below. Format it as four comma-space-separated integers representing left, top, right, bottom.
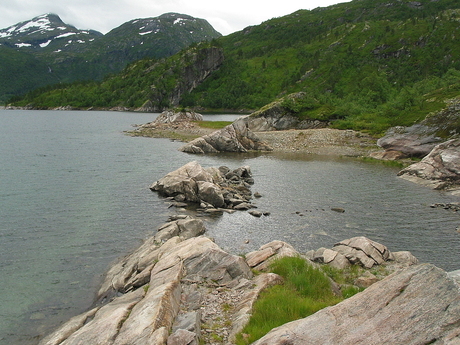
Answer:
127, 122, 381, 157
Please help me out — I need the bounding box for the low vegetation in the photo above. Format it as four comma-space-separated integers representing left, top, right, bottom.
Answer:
235, 256, 368, 344
196, 120, 233, 129
8, 0, 460, 135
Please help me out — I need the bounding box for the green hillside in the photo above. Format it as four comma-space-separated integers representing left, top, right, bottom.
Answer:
0, 13, 221, 103
10, 0, 460, 134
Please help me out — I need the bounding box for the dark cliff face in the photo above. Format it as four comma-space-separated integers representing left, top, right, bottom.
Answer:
146, 46, 224, 112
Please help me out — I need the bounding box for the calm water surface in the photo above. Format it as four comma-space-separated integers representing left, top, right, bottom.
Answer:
0, 110, 459, 345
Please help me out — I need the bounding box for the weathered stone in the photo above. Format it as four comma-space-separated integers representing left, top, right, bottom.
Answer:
39, 308, 99, 345
327, 251, 351, 269
62, 289, 145, 345
336, 236, 390, 264
172, 311, 201, 333
179, 121, 272, 154
238, 92, 328, 132
97, 236, 161, 298
252, 264, 460, 345
233, 202, 251, 210
354, 271, 379, 288
153, 110, 203, 124
390, 251, 419, 266
151, 161, 256, 209
322, 248, 339, 263
167, 329, 197, 345
312, 247, 326, 262
377, 124, 443, 158
197, 181, 225, 207
370, 149, 407, 160
332, 244, 376, 268
112, 263, 183, 345
248, 210, 263, 217
176, 218, 206, 239
246, 241, 301, 271
246, 247, 276, 268
155, 222, 181, 242
398, 139, 460, 190
448, 269, 460, 284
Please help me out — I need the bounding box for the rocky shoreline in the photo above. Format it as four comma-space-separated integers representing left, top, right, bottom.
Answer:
129, 109, 460, 194
38, 214, 460, 345
37, 162, 460, 345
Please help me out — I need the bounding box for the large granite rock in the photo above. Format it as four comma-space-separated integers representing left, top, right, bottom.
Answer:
375, 124, 443, 158
398, 139, 460, 190
150, 161, 254, 209
179, 120, 272, 153
252, 263, 460, 345
151, 110, 203, 124
40, 235, 256, 345
238, 92, 328, 132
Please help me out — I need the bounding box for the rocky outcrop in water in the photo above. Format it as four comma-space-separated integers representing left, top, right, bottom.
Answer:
38, 209, 460, 345
252, 263, 460, 345
38, 219, 297, 345
398, 139, 460, 191
179, 120, 272, 154
150, 161, 255, 210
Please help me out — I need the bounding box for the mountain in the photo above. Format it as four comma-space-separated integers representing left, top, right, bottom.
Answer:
9, 0, 460, 135
0, 13, 102, 50
0, 13, 221, 102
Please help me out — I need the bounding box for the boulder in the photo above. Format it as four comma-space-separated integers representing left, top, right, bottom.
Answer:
150, 161, 255, 209
252, 264, 460, 345
155, 217, 206, 243
377, 124, 443, 158
152, 110, 203, 124
179, 121, 272, 154
335, 237, 390, 264
398, 139, 460, 190
245, 241, 301, 271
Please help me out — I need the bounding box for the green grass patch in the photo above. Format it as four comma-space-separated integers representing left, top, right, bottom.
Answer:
236, 256, 342, 345
195, 120, 233, 129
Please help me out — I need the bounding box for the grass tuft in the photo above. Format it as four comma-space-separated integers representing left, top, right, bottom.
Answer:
236, 256, 342, 345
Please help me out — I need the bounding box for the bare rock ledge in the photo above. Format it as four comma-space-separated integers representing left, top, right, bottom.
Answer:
38, 214, 460, 345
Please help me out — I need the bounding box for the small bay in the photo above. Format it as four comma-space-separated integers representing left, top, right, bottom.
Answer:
0, 110, 458, 345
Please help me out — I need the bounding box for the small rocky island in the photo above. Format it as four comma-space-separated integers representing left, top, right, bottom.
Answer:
38, 162, 460, 345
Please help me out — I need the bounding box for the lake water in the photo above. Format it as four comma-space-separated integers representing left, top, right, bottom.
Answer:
1, 110, 459, 345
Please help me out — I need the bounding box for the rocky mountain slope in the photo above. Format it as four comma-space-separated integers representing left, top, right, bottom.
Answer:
0, 13, 221, 102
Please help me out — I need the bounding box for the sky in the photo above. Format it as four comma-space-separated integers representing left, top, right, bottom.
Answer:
0, 0, 350, 36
